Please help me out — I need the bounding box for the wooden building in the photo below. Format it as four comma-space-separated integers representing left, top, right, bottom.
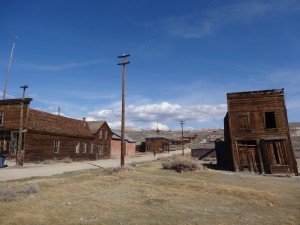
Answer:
0, 98, 112, 162
191, 142, 216, 160
145, 136, 170, 153
219, 89, 298, 175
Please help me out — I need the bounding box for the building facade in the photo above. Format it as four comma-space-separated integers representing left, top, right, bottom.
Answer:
219, 89, 298, 175
0, 98, 112, 162
145, 137, 170, 153
111, 130, 136, 157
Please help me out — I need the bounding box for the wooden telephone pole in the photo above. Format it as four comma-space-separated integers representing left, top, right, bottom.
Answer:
117, 54, 130, 167
17, 85, 28, 166
180, 120, 185, 156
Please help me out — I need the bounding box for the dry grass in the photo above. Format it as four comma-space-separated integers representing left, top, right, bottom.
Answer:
0, 161, 299, 225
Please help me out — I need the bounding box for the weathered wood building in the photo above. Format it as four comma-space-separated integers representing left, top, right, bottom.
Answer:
218, 89, 298, 175
0, 98, 113, 162
145, 136, 170, 153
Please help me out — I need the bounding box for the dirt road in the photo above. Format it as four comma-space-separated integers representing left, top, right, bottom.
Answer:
0, 149, 191, 181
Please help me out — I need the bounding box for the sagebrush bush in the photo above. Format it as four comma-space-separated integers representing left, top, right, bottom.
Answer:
0, 187, 15, 202
19, 184, 39, 195
60, 157, 73, 163
162, 155, 200, 172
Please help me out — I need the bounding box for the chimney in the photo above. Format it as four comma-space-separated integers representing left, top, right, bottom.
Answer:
83, 117, 87, 127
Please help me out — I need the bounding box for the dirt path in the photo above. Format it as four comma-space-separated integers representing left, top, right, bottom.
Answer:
0, 149, 191, 181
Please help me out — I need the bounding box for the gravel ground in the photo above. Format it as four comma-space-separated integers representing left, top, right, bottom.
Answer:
0, 149, 191, 181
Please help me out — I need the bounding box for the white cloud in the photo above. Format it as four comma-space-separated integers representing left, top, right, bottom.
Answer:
87, 101, 227, 130
150, 122, 170, 131
161, 0, 299, 39
19, 59, 104, 71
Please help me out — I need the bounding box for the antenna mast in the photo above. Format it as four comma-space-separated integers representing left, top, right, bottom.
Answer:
3, 36, 18, 100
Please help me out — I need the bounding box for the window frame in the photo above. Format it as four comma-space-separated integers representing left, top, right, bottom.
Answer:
99, 144, 104, 155
238, 112, 251, 130
75, 142, 80, 153
89, 143, 93, 153
0, 112, 4, 126
83, 143, 87, 153
54, 140, 60, 153
264, 111, 277, 129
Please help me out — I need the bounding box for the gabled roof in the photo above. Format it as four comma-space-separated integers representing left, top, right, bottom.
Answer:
27, 109, 93, 138
87, 121, 106, 134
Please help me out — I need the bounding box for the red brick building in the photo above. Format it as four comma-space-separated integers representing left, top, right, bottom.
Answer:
111, 130, 136, 157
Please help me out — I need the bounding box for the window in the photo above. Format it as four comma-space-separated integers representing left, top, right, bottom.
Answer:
99, 144, 104, 155
0, 112, 3, 126
75, 142, 80, 153
104, 130, 108, 139
265, 112, 276, 129
99, 130, 103, 139
238, 112, 250, 129
83, 143, 87, 153
54, 140, 60, 153
89, 143, 93, 153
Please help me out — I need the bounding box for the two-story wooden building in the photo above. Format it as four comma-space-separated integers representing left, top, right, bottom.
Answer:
0, 98, 113, 162
219, 89, 298, 175
145, 136, 170, 153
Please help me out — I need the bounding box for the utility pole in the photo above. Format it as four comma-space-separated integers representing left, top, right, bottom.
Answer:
180, 120, 185, 156
17, 85, 28, 166
117, 53, 130, 167
3, 36, 18, 100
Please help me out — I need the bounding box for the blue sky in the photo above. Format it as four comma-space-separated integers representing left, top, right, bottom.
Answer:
0, 0, 300, 130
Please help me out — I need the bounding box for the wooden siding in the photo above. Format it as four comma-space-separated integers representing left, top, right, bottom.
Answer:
222, 89, 298, 175
0, 99, 31, 130
145, 137, 170, 153
24, 132, 97, 162
1, 98, 114, 162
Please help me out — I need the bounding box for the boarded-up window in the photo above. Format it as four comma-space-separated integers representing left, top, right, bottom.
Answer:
89, 143, 93, 153
54, 140, 60, 153
75, 142, 80, 153
265, 112, 276, 129
99, 130, 103, 139
83, 143, 87, 153
0, 112, 3, 126
238, 112, 250, 129
104, 130, 108, 139
265, 140, 287, 165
